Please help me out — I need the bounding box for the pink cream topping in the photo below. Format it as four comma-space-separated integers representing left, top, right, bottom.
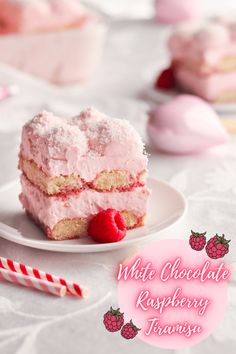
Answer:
168, 21, 236, 66
192, 23, 230, 49
20, 108, 148, 180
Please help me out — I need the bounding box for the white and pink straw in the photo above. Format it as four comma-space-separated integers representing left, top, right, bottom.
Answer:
0, 257, 88, 298
0, 267, 66, 297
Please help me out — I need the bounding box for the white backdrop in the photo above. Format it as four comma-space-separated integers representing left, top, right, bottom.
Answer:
82, 0, 236, 19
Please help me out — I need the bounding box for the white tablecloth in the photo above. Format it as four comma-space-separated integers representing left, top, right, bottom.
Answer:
0, 19, 235, 354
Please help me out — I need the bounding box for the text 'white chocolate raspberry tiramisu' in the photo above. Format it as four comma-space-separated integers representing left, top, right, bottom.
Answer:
19, 108, 150, 240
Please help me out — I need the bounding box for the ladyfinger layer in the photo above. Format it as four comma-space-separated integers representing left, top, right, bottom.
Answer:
19, 156, 146, 195
26, 211, 145, 240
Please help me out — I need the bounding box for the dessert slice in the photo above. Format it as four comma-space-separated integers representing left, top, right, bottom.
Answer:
19, 108, 150, 240
0, 0, 87, 34
168, 21, 236, 102
0, 0, 106, 84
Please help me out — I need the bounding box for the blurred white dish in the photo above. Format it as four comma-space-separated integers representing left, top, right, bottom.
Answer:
146, 86, 236, 114
0, 13, 106, 85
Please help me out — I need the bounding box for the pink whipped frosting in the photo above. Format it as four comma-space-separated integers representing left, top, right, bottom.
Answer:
20, 174, 150, 229
168, 21, 236, 66
0, 0, 89, 34
20, 108, 148, 181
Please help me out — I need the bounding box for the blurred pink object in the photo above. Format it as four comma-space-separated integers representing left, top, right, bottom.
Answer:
154, 0, 202, 24
0, 85, 19, 101
147, 95, 229, 155
168, 21, 236, 102
0, 0, 107, 84
0, 0, 87, 34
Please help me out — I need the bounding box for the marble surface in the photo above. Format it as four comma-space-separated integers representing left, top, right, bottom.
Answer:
0, 18, 235, 354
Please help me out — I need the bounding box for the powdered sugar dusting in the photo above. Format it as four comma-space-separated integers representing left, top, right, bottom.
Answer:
27, 111, 63, 136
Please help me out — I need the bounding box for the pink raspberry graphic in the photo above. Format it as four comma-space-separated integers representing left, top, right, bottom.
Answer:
206, 234, 230, 259
121, 320, 141, 340
103, 307, 124, 332
189, 230, 206, 251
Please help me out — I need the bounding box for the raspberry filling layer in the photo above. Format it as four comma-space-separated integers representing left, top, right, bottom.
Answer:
20, 174, 150, 230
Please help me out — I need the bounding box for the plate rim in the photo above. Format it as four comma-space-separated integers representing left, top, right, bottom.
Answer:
146, 86, 236, 113
0, 178, 187, 253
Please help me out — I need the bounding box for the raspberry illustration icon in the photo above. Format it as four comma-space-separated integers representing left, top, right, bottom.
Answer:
103, 307, 124, 332
206, 234, 230, 259
189, 230, 206, 251
121, 320, 141, 340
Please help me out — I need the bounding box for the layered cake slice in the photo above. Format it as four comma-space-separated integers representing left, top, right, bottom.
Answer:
19, 108, 150, 240
0, 0, 88, 34
0, 0, 106, 84
168, 21, 236, 102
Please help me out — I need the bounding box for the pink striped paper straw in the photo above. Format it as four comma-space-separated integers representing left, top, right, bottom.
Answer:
0, 257, 88, 298
0, 267, 67, 297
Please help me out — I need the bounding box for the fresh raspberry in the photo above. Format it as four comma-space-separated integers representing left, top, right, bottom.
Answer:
189, 230, 206, 251
206, 234, 230, 259
121, 320, 141, 340
103, 307, 124, 332
154, 66, 176, 90
88, 209, 126, 243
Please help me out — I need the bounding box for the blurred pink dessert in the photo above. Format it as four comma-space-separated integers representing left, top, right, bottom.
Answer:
147, 95, 229, 154
0, 0, 106, 84
168, 20, 236, 102
19, 108, 150, 240
0, 0, 87, 34
155, 0, 202, 24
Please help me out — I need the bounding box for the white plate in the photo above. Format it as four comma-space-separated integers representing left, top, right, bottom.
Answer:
146, 86, 236, 114
0, 178, 187, 253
